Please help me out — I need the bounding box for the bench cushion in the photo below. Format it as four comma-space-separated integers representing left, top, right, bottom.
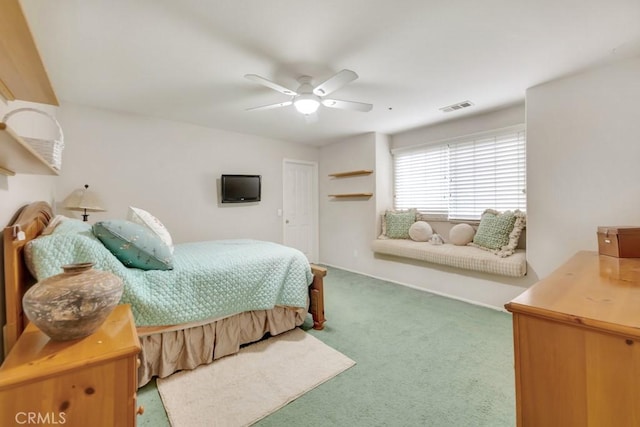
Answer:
371, 239, 527, 277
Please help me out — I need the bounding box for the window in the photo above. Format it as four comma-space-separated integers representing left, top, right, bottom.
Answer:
393, 126, 526, 221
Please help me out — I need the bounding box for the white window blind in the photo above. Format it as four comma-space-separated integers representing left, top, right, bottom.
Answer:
393, 126, 526, 221
394, 144, 449, 219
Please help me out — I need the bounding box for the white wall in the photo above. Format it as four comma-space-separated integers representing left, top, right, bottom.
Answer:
317, 132, 394, 269
320, 133, 377, 270
55, 103, 319, 244
393, 103, 526, 149
375, 133, 393, 234
526, 56, 640, 278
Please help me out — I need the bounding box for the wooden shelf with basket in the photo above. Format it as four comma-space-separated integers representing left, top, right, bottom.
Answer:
0, 108, 64, 176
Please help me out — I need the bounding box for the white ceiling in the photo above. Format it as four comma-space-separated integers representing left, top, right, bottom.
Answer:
20, 0, 640, 145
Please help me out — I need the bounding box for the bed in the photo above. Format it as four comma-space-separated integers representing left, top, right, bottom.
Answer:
2, 201, 327, 386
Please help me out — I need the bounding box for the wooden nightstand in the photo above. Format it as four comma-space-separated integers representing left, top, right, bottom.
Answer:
0, 305, 142, 426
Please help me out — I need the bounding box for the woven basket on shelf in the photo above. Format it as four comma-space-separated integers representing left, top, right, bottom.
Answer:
2, 108, 65, 170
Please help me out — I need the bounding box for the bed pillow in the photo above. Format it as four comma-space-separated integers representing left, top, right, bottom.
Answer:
450, 223, 475, 246
127, 206, 174, 253
40, 215, 67, 236
384, 210, 416, 239
470, 209, 526, 257
409, 221, 433, 242
50, 217, 93, 235
26, 224, 129, 280
93, 220, 173, 270
23, 215, 76, 277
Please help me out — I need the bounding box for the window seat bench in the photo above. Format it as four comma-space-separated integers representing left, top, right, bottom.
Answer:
371, 238, 527, 278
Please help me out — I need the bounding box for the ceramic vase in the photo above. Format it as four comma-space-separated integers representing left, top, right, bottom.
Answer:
22, 262, 124, 341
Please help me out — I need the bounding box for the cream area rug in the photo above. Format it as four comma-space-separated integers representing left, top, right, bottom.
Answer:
156, 328, 356, 427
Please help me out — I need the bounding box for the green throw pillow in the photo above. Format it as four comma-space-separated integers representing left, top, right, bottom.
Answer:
93, 220, 174, 270
472, 210, 516, 250
385, 211, 416, 239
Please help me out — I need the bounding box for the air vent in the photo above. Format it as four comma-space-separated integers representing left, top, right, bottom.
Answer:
439, 100, 474, 113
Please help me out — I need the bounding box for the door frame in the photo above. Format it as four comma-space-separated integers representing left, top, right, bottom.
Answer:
282, 158, 319, 263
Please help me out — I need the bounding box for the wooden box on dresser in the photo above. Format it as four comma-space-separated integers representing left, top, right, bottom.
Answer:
505, 251, 640, 427
0, 305, 142, 426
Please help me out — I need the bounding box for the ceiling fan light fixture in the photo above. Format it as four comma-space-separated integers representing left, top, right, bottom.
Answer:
293, 95, 320, 115
245, 70, 372, 115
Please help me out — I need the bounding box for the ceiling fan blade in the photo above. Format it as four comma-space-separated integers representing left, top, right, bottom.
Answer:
313, 69, 358, 96
244, 74, 298, 96
322, 98, 373, 112
246, 101, 293, 111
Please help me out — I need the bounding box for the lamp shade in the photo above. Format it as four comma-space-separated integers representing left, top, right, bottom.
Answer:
64, 184, 106, 213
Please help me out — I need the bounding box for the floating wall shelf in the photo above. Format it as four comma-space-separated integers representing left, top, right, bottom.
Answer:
328, 169, 373, 199
328, 193, 373, 198
0, 122, 59, 176
328, 169, 373, 178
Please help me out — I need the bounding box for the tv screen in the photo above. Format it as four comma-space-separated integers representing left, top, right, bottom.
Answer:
221, 174, 261, 203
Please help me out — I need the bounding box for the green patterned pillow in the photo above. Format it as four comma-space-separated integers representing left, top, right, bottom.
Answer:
384, 210, 416, 239
93, 220, 173, 270
472, 210, 516, 250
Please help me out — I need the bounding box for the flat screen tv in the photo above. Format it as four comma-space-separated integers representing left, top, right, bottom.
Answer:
221, 174, 261, 203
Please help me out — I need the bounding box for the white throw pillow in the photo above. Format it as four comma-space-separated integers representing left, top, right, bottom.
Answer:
449, 223, 475, 246
408, 221, 433, 242
128, 206, 174, 253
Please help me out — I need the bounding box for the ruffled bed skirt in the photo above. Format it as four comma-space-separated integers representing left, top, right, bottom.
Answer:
137, 307, 306, 387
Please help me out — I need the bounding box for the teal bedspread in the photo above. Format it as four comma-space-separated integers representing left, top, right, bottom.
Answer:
27, 220, 313, 326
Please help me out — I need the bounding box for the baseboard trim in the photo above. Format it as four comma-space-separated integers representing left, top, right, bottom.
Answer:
319, 262, 510, 313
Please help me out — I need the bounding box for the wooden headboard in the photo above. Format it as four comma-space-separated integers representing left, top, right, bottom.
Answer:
3, 201, 53, 356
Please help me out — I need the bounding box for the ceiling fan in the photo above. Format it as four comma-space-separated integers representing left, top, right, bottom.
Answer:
244, 69, 373, 115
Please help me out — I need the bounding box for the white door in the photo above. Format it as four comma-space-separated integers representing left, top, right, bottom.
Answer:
283, 159, 318, 262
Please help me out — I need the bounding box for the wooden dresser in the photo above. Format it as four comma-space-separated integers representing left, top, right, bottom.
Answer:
0, 305, 142, 426
505, 251, 640, 426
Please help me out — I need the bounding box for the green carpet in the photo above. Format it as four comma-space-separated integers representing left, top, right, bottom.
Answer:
137, 266, 515, 426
